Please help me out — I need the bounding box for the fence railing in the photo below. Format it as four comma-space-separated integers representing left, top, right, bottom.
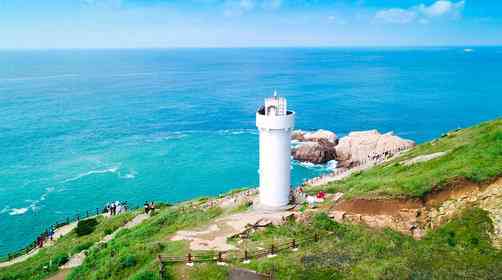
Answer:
0, 203, 144, 263
157, 233, 321, 278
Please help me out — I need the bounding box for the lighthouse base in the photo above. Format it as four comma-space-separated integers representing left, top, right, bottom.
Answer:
252, 200, 295, 213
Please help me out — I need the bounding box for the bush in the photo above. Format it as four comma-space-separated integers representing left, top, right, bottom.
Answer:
104, 227, 114, 235
312, 212, 340, 232
72, 241, 94, 254
131, 271, 161, 280
52, 253, 69, 267
75, 218, 98, 236
120, 255, 137, 268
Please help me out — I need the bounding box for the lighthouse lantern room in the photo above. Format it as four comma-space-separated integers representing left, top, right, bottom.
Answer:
256, 91, 295, 210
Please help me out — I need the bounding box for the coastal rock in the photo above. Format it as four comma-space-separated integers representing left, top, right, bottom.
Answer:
292, 129, 337, 144
291, 129, 338, 164
291, 139, 337, 164
335, 130, 415, 167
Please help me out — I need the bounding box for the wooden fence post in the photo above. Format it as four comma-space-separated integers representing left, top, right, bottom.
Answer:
217, 252, 223, 263
158, 256, 165, 279
270, 244, 275, 255
186, 252, 193, 266
243, 250, 249, 263
314, 233, 319, 242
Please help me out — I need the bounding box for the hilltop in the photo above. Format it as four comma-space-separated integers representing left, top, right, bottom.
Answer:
0, 118, 501, 280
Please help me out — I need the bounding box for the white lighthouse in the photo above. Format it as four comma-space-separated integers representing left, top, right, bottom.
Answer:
256, 91, 295, 210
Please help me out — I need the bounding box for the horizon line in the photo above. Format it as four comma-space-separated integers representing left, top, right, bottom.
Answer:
0, 44, 501, 51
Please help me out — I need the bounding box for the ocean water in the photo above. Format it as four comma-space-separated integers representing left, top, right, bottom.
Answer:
0, 48, 501, 256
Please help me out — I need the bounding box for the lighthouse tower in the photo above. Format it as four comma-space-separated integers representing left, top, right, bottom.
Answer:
256, 91, 295, 210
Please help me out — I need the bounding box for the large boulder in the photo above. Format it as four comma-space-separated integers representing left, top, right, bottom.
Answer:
291, 138, 337, 164
335, 130, 415, 167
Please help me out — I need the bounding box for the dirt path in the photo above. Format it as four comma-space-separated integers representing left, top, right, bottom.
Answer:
61, 213, 150, 269
0, 221, 80, 268
46, 213, 150, 280
46, 269, 71, 280
171, 209, 292, 251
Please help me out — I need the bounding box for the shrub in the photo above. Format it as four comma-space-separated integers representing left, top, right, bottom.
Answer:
72, 241, 94, 254
131, 271, 161, 280
52, 253, 69, 267
120, 255, 137, 269
104, 227, 114, 235
312, 212, 340, 232
75, 218, 98, 236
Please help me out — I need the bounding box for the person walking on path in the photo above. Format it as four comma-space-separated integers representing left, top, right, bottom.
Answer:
144, 201, 150, 214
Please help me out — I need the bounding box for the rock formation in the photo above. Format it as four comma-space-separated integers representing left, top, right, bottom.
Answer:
292, 139, 337, 164
334, 130, 415, 168
292, 129, 415, 167
291, 130, 338, 164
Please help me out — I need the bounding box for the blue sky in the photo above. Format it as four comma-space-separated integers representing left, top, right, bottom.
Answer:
0, 0, 501, 48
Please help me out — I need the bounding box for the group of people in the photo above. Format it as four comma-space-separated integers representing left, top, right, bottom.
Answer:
36, 227, 55, 248
104, 201, 128, 216
144, 201, 156, 215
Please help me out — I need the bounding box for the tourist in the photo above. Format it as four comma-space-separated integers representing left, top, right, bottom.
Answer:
48, 227, 54, 241
144, 201, 150, 214
110, 203, 116, 216
149, 201, 155, 215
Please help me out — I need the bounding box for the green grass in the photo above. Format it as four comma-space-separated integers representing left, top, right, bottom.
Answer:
194, 209, 502, 280
66, 206, 224, 280
0, 212, 135, 280
311, 118, 502, 198
1, 119, 501, 280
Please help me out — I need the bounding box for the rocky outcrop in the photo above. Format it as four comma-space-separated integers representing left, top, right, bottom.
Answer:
291, 130, 338, 164
291, 139, 337, 164
292, 129, 415, 167
335, 130, 415, 167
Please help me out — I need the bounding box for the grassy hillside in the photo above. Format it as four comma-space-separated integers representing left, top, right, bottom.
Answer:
0, 213, 135, 280
311, 118, 502, 198
1, 118, 500, 280
190, 208, 502, 280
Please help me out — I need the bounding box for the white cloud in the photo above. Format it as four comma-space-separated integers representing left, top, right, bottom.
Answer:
374, 0, 465, 24
416, 0, 465, 18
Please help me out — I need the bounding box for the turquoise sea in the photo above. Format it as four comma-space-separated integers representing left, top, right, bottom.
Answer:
1, 48, 501, 256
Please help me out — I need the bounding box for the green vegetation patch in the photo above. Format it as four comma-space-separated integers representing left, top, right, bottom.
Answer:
66, 206, 223, 280
312, 118, 502, 198
196, 209, 501, 280
0, 212, 134, 280
75, 218, 99, 236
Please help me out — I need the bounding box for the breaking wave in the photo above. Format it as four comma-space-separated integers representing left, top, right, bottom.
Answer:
62, 166, 120, 184
2, 186, 56, 216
